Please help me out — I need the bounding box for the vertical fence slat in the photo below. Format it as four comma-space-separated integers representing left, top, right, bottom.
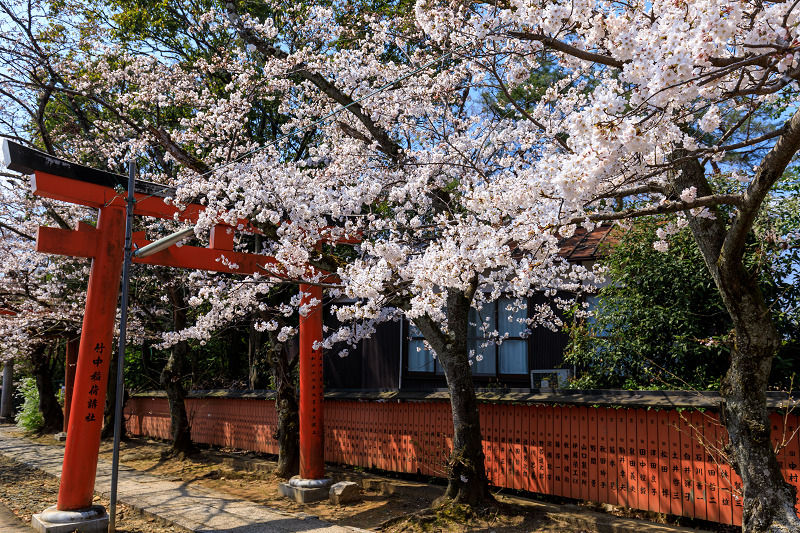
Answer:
786, 413, 800, 505
690, 410, 708, 521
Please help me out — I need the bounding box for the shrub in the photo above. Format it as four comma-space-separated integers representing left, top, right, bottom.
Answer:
15, 377, 43, 431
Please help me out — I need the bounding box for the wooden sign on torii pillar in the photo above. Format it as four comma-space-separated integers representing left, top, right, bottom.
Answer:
1, 139, 334, 527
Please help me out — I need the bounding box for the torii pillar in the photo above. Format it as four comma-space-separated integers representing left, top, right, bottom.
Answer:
2, 139, 331, 531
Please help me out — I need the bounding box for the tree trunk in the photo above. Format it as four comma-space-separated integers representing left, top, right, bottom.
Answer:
715, 263, 799, 532
413, 288, 493, 507
31, 343, 63, 433
267, 320, 299, 478
1, 359, 15, 423
676, 156, 800, 532
161, 339, 193, 456
158, 273, 193, 456
248, 316, 268, 389
101, 347, 120, 440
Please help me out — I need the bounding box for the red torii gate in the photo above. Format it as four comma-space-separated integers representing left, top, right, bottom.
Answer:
2, 140, 331, 520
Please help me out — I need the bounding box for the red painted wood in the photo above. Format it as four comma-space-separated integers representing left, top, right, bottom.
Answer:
656, 409, 670, 515
615, 410, 628, 508
57, 206, 126, 511
521, 405, 532, 493
537, 405, 548, 494
784, 414, 800, 504
713, 415, 734, 525
667, 410, 682, 517
625, 409, 638, 507
549, 407, 561, 497
545, 406, 556, 497
209, 225, 234, 250
678, 413, 695, 518
37, 225, 98, 258
63, 338, 79, 432
578, 406, 590, 501
298, 284, 324, 480
644, 409, 658, 512
596, 408, 609, 505
567, 406, 578, 498
512, 404, 523, 490
703, 413, 721, 524
498, 403, 509, 488
635, 409, 649, 512
32, 171, 204, 220
689, 411, 707, 520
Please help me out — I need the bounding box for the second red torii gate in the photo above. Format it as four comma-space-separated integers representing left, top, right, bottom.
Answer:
2, 139, 331, 513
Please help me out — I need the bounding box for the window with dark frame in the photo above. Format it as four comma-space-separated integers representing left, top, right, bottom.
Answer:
406, 296, 529, 377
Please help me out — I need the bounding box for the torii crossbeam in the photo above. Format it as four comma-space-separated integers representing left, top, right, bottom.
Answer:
1, 140, 331, 526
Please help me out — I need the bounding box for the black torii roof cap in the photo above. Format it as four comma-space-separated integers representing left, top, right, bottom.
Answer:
1, 138, 175, 198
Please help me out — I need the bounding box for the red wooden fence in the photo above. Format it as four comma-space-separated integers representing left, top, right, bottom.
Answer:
125, 394, 800, 526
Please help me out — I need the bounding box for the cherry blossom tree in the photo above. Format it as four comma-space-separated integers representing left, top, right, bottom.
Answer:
407, 0, 800, 529
5, 0, 799, 526
0, 171, 89, 432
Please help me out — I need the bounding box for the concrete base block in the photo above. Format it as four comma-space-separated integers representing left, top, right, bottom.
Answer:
279, 477, 333, 504
54, 432, 67, 442
31, 505, 108, 533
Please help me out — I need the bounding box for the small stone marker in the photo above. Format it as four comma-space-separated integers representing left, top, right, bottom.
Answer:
329, 481, 361, 505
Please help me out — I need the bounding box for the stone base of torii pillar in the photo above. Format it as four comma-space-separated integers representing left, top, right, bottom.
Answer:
279, 476, 334, 504
32, 505, 108, 533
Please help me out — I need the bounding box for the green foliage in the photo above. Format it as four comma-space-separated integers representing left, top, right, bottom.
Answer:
15, 377, 44, 431
565, 221, 732, 390
566, 202, 800, 391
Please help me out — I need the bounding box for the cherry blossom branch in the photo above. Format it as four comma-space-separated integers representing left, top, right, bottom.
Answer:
255, 264, 342, 289
588, 182, 667, 203
0, 221, 34, 241
488, 61, 571, 153
226, 1, 404, 164
506, 31, 627, 69
577, 194, 742, 224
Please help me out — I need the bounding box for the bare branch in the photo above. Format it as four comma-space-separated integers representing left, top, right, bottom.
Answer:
725, 108, 800, 260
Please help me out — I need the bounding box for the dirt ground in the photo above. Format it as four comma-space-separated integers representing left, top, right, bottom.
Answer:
0, 429, 732, 533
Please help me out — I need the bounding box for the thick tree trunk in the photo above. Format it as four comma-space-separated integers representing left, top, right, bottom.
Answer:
267, 321, 299, 478
715, 265, 799, 532
1, 359, 14, 423
413, 289, 493, 507
161, 339, 193, 456
31, 344, 63, 433
101, 347, 120, 440
675, 156, 800, 532
158, 273, 193, 456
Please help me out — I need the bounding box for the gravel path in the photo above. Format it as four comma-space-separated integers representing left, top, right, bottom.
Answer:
0, 454, 182, 533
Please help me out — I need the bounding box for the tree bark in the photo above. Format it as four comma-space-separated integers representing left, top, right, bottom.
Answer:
161, 339, 193, 456
1, 359, 14, 423
717, 272, 798, 532
101, 347, 121, 440
159, 274, 194, 456
248, 316, 268, 389
31, 343, 63, 433
412, 288, 493, 507
266, 318, 300, 478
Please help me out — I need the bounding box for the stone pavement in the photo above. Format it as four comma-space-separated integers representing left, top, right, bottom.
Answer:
0, 426, 365, 533
0, 500, 33, 533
